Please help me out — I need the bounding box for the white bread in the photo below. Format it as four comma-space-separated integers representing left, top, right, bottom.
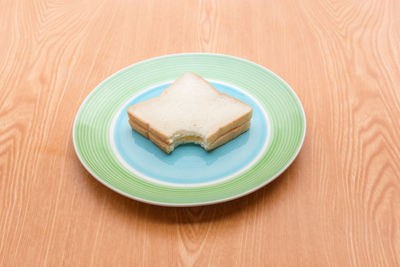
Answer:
127, 72, 252, 153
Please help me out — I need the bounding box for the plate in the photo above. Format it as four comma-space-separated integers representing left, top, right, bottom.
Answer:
73, 53, 306, 206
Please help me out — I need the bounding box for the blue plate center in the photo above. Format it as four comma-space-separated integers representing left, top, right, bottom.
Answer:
112, 82, 268, 186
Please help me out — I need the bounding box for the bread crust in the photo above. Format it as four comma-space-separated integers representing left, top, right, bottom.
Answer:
206, 109, 252, 144
129, 119, 251, 153
206, 120, 251, 151
129, 119, 173, 153
127, 110, 171, 144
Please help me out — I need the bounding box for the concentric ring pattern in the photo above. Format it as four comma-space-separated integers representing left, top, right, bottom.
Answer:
73, 53, 306, 206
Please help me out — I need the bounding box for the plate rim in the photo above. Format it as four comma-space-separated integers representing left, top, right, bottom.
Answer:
72, 52, 307, 207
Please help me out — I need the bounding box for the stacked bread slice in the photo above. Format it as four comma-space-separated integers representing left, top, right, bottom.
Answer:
127, 72, 252, 154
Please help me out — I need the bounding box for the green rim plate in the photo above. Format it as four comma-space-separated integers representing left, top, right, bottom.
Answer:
73, 53, 306, 206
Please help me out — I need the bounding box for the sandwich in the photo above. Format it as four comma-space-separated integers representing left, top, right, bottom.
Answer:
127, 72, 252, 153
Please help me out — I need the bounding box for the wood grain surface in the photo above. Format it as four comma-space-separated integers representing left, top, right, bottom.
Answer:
1, 0, 400, 266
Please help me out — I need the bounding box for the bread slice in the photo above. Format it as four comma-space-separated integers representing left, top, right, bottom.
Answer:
127, 72, 252, 153
129, 119, 251, 153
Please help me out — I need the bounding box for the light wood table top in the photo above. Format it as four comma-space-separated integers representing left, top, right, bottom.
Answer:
1, 0, 400, 266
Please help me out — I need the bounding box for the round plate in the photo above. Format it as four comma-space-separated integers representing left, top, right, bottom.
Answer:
73, 53, 306, 206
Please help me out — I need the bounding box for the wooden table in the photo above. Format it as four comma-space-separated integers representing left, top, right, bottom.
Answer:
1, 0, 399, 266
